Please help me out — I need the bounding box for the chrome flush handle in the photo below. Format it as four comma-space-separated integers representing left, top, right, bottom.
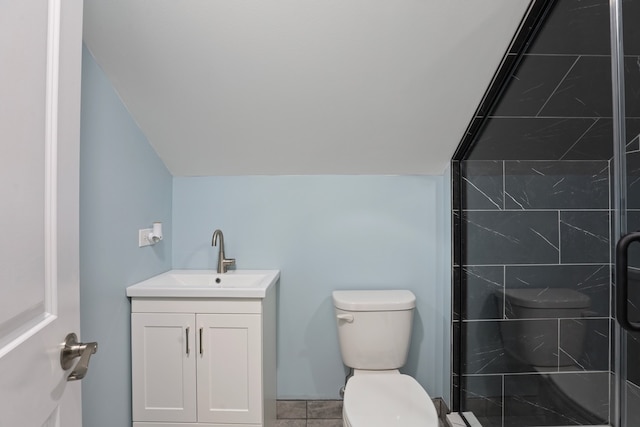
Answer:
60, 333, 98, 381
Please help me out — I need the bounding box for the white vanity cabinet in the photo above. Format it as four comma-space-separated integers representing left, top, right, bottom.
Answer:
130, 283, 276, 427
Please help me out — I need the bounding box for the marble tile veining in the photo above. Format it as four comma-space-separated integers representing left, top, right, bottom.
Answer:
462, 266, 504, 321
527, 0, 610, 55
504, 160, 609, 210
538, 56, 612, 118
491, 56, 578, 117
463, 211, 559, 265
462, 161, 504, 210
467, 118, 596, 161
559, 211, 610, 263
504, 264, 610, 317
559, 318, 609, 371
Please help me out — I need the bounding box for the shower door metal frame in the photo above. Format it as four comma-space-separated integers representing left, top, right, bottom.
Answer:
450, 0, 557, 423
611, 0, 629, 426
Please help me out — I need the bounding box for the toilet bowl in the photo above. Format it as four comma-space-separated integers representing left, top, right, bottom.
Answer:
343, 371, 438, 427
333, 290, 439, 427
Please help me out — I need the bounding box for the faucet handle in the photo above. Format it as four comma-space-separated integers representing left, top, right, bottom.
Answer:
222, 257, 235, 272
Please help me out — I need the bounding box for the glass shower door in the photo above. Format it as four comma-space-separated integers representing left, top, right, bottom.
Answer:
450, 0, 640, 424
453, 1, 619, 425
614, 1, 640, 425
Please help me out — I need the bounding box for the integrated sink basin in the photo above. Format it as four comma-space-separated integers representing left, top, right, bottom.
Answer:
126, 269, 280, 298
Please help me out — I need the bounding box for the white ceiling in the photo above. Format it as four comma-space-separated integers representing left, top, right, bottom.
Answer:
83, 0, 530, 176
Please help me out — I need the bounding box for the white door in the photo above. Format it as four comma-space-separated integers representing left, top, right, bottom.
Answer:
0, 0, 84, 426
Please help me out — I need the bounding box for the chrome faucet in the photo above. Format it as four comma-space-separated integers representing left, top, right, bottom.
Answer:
212, 229, 235, 273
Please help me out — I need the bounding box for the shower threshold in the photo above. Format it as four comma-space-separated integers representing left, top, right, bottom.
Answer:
446, 412, 611, 427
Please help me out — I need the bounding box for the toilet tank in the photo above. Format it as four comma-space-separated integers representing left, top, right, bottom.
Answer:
332, 290, 416, 370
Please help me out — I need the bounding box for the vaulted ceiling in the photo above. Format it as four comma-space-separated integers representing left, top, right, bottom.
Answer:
83, 0, 530, 176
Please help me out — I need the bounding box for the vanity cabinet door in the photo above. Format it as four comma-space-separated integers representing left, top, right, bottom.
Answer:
131, 313, 197, 422
196, 313, 262, 424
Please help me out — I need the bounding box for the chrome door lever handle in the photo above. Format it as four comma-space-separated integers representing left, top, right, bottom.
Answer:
60, 333, 98, 381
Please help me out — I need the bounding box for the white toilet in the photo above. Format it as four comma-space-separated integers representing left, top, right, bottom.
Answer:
332, 290, 439, 427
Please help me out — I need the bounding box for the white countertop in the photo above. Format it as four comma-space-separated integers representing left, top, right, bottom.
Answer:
126, 269, 280, 298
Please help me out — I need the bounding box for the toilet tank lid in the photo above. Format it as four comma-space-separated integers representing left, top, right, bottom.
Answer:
503, 288, 590, 309
332, 290, 416, 311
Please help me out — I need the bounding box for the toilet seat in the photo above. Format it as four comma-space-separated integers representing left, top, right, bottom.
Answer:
343, 373, 439, 427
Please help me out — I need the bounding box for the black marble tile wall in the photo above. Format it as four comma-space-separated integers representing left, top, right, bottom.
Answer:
471, 118, 597, 161
627, 329, 640, 385
462, 320, 512, 375
471, 118, 640, 162
461, 161, 503, 210
504, 161, 609, 209
623, 128, 640, 157
462, 266, 503, 320
627, 381, 640, 426
563, 118, 614, 161
560, 211, 610, 263
538, 56, 612, 118
622, 1, 640, 57
490, 55, 579, 117
460, 375, 503, 424
625, 56, 640, 118
527, 0, 610, 56
505, 264, 610, 317
459, 159, 612, 424
559, 318, 610, 371
463, 210, 560, 265
502, 372, 610, 426
626, 151, 640, 209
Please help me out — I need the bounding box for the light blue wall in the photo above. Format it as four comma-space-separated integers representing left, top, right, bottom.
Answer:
79, 43, 452, 427
173, 175, 451, 400
79, 45, 173, 427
